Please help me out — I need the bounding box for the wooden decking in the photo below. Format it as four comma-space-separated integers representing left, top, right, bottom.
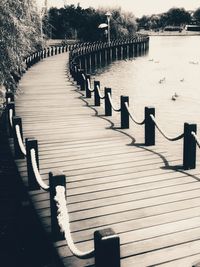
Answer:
12, 52, 200, 267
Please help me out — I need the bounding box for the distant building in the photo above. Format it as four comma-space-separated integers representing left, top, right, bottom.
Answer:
164, 26, 183, 32
185, 25, 200, 31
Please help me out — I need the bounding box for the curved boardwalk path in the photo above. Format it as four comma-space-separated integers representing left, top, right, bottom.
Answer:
13, 52, 200, 267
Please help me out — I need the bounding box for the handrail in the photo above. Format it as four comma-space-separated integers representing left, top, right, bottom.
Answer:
54, 185, 94, 259
192, 131, 200, 148
30, 148, 49, 191
125, 102, 145, 125
15, 124, 26, 156
150, 114, 184, 141
108, 93, 121, 112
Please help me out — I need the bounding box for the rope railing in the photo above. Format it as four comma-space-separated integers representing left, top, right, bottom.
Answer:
87, 78, 94, 92
15, 124, 26, 156
30, 148, 49, 191
96, 84, 105, 99
54, 185, 94, 259
192, 131, 200, 149
82, 73, 86, 80
125, 102, 145, 125
107, 93, 121, 112
150, 114, 184, 141
9, 108, 13, 127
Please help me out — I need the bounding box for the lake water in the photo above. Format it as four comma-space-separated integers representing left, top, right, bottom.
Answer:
93, 36, 200, 136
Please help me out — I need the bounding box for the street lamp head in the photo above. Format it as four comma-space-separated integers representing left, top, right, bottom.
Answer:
105, 11, 112, 18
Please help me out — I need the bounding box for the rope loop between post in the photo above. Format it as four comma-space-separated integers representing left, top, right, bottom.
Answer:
15, 125, 26, 156
107, 93, 121, 112
54, 185, 95, 259
87, 78, 94, 92
9, 108, 13, 127
124, 102, 145, 125
96, 84, 105, 99
30, 148, 49, 191
150, 114, 184, 141
191, 131, 200, 148
82, 73, 86, 80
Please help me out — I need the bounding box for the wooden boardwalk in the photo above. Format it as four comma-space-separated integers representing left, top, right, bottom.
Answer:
12, 52, 200, 267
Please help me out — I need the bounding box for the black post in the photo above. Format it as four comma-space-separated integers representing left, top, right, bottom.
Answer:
145, 106, 155, 146
6, 91, 14, 105
85, 74, 91, 98
94, 228, 120, 267
25, 138, 40, 190
94, 81, 101, 106
76, 69, 82, 86
120, 96, 129, 129
80, 71, 86, 91
7, 102, 15, 137
13, 116, 25, 159
183, 123, 197, 170
105, 88, 112, 116
49, 171, 66, 241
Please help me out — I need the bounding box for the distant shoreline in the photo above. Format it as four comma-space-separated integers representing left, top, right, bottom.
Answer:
139, 30, 200, 36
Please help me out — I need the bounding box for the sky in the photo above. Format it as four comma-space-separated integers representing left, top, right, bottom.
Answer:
36, 0, 200, 17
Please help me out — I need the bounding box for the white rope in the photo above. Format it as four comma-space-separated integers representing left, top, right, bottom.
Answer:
124, 102, 145, 125
191, 131, 200, 148
82, 73, 86, 80
9, 108, 13, 127
30, 148, 49, 191
96, 85, 105, 99
108, 93, 121, 112
54, 186, 94, 259
15, 125, 26, 156
87, 78, 94, 92
150, 114, 184, 141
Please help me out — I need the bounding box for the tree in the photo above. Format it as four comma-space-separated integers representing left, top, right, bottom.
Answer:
48, 5, 137, 41
193, 8, 200, 24
0, 0, 43, 92
166, 8, 191, 26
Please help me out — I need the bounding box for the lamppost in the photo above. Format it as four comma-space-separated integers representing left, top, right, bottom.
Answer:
105, 11, 111, 46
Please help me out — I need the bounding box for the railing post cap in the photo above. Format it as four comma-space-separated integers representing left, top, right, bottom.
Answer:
94, 228, 117, 240
49, 170, 65, 177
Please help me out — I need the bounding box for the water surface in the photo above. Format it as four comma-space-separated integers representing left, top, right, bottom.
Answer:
93, 36, 200, 135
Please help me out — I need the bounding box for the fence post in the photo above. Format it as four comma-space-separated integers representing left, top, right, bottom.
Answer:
25, 138, 40, 190
94, 81, 101, 106
105, 88, 112, 116
80, 70, 86, 91
13, 116, 24, 159
145, 106, 155, 146
6, 91, 14, 105
94, 228, 120, 267
85, 74, 91, 98
120, 96, 129, 129
49, 171, 66, 241
7, 102, 15, 137
183, 123, 197, 170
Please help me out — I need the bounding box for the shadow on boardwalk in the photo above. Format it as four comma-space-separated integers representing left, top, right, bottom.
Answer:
0, 113, 63, 267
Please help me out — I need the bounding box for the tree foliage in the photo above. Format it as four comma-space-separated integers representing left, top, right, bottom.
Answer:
193, 8, 200, 24
137, 7, 192, 30
47, 5, 137, 41
0, 0, 43, 91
